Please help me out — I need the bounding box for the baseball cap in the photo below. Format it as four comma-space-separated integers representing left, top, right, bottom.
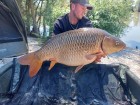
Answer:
70, 0, 93, 10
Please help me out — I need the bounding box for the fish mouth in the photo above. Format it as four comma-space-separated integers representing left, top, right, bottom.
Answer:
123, 43, 126, 49
120, 41, 126, 51
122, 46, 126, 51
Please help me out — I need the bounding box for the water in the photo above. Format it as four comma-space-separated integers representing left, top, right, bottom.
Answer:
121, 12, 140, 49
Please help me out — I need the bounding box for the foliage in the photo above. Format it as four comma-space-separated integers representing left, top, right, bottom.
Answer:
45, 0, 69, 34
88, 0, 132, 37
17, 0, 132, 38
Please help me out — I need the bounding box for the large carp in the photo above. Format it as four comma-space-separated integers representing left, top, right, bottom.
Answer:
18, 28, 126, 77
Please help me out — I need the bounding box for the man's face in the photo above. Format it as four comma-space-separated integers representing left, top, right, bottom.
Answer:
72, 3, 87, 20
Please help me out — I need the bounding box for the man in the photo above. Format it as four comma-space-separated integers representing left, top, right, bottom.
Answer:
53, 0, 105, 62
53, 0, 93, 35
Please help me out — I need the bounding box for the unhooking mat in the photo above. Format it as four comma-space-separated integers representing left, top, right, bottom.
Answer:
0, 58, 133, 105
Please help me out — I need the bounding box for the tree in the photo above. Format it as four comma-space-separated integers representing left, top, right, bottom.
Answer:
17, 0, 132, 38
88, 0, 132, 37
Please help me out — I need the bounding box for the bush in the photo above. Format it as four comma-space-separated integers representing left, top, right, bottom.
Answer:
88, 0, 132, 37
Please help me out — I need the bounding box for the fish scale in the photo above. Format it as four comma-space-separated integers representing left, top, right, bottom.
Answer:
37, 28, 104, 66
18, 28, 126, 77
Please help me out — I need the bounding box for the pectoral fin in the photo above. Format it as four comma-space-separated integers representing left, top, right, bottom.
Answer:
48, 58, 57, 70
29, 60, 42, 77
18, 52, 43, 77
75, 65, 84, 73
85, 54, 97, 61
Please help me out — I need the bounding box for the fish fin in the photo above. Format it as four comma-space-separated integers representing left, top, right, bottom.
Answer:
18, 52, 43, 77
75, 65, 84, 73
29, 59, 42, 77
96, 49, 106, 57
85, 54, 97, 61
18, 53, 34, 65
48, 58, 57, 70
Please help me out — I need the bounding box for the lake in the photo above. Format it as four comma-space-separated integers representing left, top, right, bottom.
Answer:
121, 12, 140, 49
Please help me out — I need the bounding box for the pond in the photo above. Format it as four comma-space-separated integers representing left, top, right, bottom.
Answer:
121, 12, 140, 49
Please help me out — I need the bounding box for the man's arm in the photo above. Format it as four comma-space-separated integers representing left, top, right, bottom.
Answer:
82, 16, 93, 28
53, 21, 63, 35
85, 20, 93, 27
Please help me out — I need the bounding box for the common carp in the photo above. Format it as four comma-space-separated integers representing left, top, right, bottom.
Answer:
18, 28, 126, 77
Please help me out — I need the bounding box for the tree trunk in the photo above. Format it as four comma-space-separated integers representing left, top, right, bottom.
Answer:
29, 0, 39, 36
25, 0, 31, 35
43, 16, 47, 37
138, 2, 140, 12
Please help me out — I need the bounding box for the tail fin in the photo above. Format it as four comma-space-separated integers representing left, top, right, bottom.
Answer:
18, 52, 43, 77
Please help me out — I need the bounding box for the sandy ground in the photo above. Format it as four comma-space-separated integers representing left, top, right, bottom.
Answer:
0, 37, 140, 79
28, 37, 41, 52
101, 48, 140, 79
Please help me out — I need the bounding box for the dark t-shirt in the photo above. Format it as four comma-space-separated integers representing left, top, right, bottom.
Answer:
53, 13, 93, 35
